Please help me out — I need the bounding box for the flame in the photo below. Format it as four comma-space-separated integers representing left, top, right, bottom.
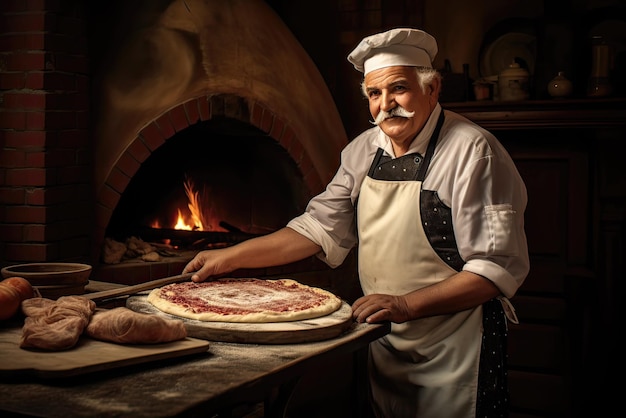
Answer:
150, 175, 227, 232
174, 209, 193, 230
184, 179, 204, 230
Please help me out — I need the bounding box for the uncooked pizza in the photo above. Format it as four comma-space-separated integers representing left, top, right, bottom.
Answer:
147, 278, 342, 323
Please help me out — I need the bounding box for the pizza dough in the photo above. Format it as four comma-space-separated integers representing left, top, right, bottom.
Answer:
86, 307, 187, 344
20, 296, 96, 351
147, 278, 342, 323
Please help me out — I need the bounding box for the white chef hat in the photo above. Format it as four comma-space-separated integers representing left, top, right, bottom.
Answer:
347, 28, 438, 75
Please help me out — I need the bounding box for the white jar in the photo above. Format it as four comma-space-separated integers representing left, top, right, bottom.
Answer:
498, 62, 530, 101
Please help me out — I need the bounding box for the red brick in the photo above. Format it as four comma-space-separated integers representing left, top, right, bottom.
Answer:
5, 205, 47, 223
0, 33, 46, 51
169, 105, 189, 133
25, 187, 45, 205
127, 138, 150, 164
34, 184, 88, 205
24, 72, 44, 89
58, 164, 89, 184
3, 91, 46, 109
55, 53, 88, 74
57, 130, 87, 148
3, 130, 46, 148
140, 122, 165, 151
94, 202, 113, 229
280, 125, 296, 152
0, 0, 45, 13
269, 116, 286, 140
45, 92, 76, 110
25, 151, 45, 167
0, 224, 24, 241
198, 97, 211, 121
250, 102, 263, 127
5, 243, 57, 262
0, 187, 25, 204
44, 111, 77, 130
259, 108, 273, 133
289, 136, 304, 164
5, 167, 46, 186
0, 149, 27, 167
184, 99, 201, 124
106, 167, 130, 194
97, 184, 120, 212
8, 51, 46, 71
57, 237, 90, 260
23, 224, 45, 241
1, 13, 46, 32
0, 72, 26, 89
116, 152, 140, 177
0, 110, 27, 130
49, 201, 89, 222
25, 111, 45, 130
54, 219, 91, 241
155, 113, 176, 139
42, 72, 76, 90
44, 148, 75, 166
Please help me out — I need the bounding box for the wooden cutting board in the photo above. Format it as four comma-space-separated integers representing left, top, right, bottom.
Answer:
126, 292, 354, 344
0, 326, 210, 379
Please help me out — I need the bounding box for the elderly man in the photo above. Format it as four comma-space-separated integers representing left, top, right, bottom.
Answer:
184, 28, 529, 417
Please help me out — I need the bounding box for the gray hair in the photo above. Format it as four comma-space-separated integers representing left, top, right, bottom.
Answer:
360, 67, 441, 97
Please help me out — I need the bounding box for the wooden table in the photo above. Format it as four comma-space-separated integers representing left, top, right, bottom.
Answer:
0, 321, 389, 417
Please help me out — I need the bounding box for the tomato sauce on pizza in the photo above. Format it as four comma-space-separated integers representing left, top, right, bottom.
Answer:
147, 278, 342, 323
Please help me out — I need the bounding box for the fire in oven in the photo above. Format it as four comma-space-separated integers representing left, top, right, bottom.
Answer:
102, 118, 310, 264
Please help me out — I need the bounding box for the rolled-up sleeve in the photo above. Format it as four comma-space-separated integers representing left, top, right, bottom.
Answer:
439, 122, 529, 298
287, 130, 377, 268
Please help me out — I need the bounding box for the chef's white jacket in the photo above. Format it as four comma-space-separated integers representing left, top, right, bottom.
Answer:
288, 104, 529, 298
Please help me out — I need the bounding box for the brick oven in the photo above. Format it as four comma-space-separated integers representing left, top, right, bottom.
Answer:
1, 0, 359, 297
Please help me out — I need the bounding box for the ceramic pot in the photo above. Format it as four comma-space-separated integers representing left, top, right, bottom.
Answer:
548, 71, 573, 98
498, 62, 529, 101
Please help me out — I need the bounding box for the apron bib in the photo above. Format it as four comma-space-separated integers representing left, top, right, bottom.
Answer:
356, 114, 483, 418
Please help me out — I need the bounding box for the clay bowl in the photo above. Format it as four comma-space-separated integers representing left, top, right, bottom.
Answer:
1, 262, 92, 298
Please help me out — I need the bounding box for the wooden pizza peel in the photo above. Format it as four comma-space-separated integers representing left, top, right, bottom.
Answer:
0, 326, 210, 379
126, 292, 355, 344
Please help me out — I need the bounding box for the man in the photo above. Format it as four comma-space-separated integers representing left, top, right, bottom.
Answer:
184, 28, 529, 417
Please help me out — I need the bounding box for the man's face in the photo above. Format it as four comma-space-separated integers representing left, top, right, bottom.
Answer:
364, 66, 438, 153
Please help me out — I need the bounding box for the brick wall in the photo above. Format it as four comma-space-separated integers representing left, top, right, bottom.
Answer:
0, 0, 350, 288
0, 0, 92, 267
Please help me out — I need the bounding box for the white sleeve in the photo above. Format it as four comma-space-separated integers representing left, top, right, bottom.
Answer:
287, 213, 353, 268
448, 130, 529, 298
287, 130, 377, 268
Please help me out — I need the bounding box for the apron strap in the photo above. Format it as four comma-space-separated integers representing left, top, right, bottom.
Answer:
497, 296, 520, 326
417, 110, 445, 182
367, 148, 386, 178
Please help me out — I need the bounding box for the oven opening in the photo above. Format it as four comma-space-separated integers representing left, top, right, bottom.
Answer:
103, 118, 310, 263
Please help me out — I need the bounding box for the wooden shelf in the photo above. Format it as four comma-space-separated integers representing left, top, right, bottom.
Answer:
442, 97, 626, 130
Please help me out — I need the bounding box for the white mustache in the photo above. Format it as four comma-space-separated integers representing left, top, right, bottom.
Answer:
371, 107, 415, 125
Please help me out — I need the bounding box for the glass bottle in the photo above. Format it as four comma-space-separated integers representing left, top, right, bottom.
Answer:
587, 36, 612, 97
